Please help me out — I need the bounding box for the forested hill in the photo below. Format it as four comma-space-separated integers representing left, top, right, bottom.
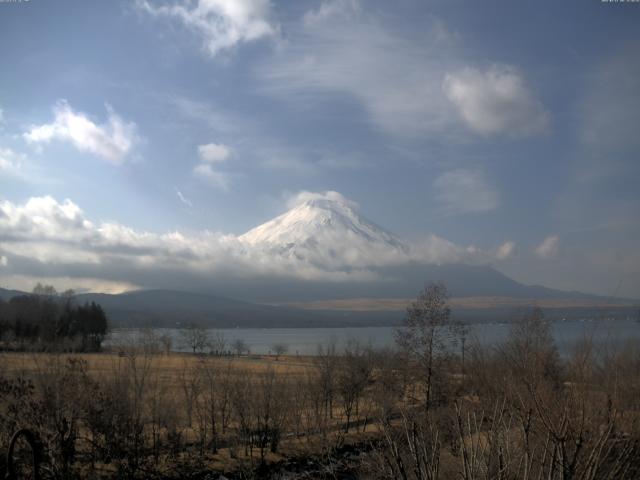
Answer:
0, 290, 108, 351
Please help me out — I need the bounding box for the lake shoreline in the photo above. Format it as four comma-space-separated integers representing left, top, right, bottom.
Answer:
104, 318, 640, 356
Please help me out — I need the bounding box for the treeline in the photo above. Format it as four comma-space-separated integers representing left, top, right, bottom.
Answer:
0, 284, 108, 351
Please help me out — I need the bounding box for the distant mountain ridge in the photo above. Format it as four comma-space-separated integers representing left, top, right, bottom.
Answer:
0, 287, 396, 328
0, 287, 25, 301
184, 262, 617, 304
1, 282, 636, 329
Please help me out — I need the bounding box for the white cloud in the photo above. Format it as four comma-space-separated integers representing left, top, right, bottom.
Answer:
534, 235, 559, 259
175, 188, 193, 207
496, 241, 516, 260
0, 196, 94, 244
193, 163, 231, 190
411, 234, 474, 265
24, 100, 138, 164
285, 190, 358, 210
0, 194, 511, 289
0, 147, 25, 176
411, 235, 515, 266
193, 143, 232, 190
0, 255, 7, 267
137, 0, 276, 57
198, 142, 231, 163
443, 65, 549, 137
433, 169, 499, 215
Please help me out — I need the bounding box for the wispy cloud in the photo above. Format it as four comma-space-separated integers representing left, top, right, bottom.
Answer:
257, 0, 458, 137
198, 142, 232, 163
169, 95, 239, 134
534, 235, 559, 259
193, 142, 233, 190
175, 188, 193, 207
137, 0, 277, 57
193, 164, 231, 190
496, 241, 516, 260
256, 144, 367, 175
580, 46, 640, 155
433, 169, 499, 215
24, 100, 138, 164
0, 147, 26, 177
285, 190, 358, 210
557, 47, 640, 230
443, 65, 549, 137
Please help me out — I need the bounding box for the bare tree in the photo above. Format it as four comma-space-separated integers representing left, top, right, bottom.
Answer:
196, 357, 232, 453
210, 330, 227, 355
232, 338, 248, 357
32, 283, 58, 297
139, 327, 160, 355
180, 322, 210, 354
396, 283, 460, 410
377, 406, 442, 480
271, 343, 288, 360
159, 334, 172, 355
338, 341, 373, 432
178, 360, 201, 428
501, 306, 560, 388
316, 341, 338, 425
252, 368, 289, 463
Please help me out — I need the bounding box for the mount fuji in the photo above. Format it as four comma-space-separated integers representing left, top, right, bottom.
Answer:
240, 197, 406, 250
224, 194, 608, 305
239, 196, 410, 270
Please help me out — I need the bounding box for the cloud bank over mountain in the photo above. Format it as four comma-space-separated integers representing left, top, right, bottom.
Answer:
0, 191, 514, 293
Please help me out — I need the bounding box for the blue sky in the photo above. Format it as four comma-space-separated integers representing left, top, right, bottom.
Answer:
0, 0, 639, 298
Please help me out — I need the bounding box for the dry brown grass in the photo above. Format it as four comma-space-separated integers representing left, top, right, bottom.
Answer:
0, 350, 345, 477
0, 351, 316, 376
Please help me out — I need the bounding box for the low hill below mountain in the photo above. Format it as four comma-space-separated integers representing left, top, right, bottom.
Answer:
2, 283, 636, 329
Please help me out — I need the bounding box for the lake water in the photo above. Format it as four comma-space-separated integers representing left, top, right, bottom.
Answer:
105, 318, 640, 356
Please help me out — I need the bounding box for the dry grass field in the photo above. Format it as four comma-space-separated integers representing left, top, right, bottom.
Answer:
2, 306, 640, 479
0, 347, 385, 478
0, 350, 316, 379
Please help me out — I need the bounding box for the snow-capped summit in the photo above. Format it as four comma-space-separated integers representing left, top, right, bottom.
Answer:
239, 193, 408, 268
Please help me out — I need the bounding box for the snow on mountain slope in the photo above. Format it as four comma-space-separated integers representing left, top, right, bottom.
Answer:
239, 196, 409, 269
233, 191, 511, 280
